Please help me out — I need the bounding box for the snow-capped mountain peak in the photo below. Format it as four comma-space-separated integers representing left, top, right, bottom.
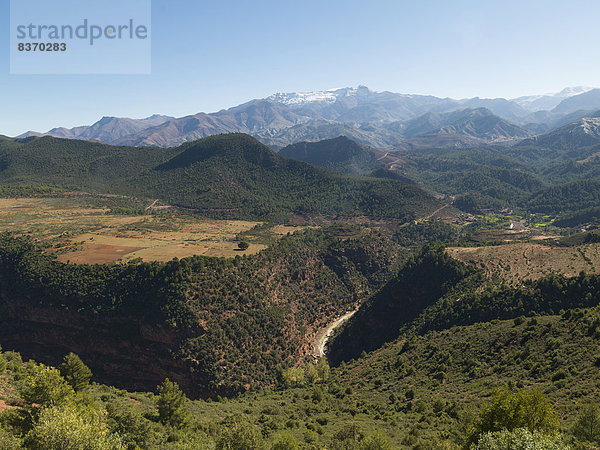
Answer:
513, 86, 596, 112
268, 86, 372, 106
555, 86, 595, 98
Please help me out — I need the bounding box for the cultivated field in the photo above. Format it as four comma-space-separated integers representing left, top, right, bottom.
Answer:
0, 197, 303, 263
448, 242, 600, 284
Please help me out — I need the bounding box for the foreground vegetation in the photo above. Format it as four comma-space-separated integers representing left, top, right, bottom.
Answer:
3, 302, 600, 449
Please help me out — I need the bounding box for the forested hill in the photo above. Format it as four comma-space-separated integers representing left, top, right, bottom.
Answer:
329, 244, 600, 364
0, 133, 440, 221
278, 136, 381, 174
328, 245, 475, 363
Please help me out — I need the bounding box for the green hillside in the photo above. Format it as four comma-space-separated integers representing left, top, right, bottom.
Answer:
328, 245, 475, 364
278, 136, 381, 175
528, 180, 600, 214
330, 244, 600, 364
0, 136, 176, 191
0, 134, 440, 221
394, 141, 600, 217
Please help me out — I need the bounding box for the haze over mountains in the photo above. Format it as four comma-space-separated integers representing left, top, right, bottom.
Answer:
16, 86, 600, 150
21, 114, 174, 143
512, 86, 594, 112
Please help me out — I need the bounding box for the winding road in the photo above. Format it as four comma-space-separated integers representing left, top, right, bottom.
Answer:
313, 310, 357, 357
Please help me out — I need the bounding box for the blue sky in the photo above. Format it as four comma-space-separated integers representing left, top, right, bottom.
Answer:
2, 0, 600, 136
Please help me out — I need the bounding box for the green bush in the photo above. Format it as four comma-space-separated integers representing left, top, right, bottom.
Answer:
332, 423, 363, 448
473, 428, 567, 449
20, 364, 74, 410
271, 431, 299, 450
162, 429, 214, 449
277, 368, 305, 388
304, 364, 318, 385
24, 404, 123, 450
315, 358, 330, 383
0, 427, 21, 450
360, 430, 393, 450
216, 417, 265, 450
106, 401, 161, 449
0, 351, 6, 375
468, 386, 560, 445
572, 404, 600, 445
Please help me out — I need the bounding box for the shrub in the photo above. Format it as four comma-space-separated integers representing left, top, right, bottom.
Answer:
3, 352, 22, 373
551, 370, 567, 382
311, 388, 324, 403
473, 428, 566, 449
0, 353, 6, 375
20, 364, 74, 410
163, 429, 214, 449
277, 368, 305, 388
24, 404, 123, 450
216, 417, 265, 450
360, 430, 393, 449
333, 424, 363, 443
271, 431, 299, 450
468, 386, 560, 445
106, 401, 160, 449
0, 427, 21, 450
433, 371, 446, 381
304, 364, 319, 385
316, 358, 330, 382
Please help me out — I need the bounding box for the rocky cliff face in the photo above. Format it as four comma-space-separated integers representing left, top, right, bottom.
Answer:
0, 295, 201, 396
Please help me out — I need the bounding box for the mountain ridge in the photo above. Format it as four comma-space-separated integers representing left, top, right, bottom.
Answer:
15, 86, 600, 150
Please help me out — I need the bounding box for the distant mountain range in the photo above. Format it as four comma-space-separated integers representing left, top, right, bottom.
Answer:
20, 115, 174, 143
520, 112, 600, 149
16, 86, 600, 150
277, 108, 533, 174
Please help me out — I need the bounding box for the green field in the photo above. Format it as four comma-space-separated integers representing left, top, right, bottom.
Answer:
0, 197, 305, 263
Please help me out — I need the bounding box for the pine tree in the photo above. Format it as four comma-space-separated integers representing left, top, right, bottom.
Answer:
59, 353, 92, 392
156, 378, 188, 428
